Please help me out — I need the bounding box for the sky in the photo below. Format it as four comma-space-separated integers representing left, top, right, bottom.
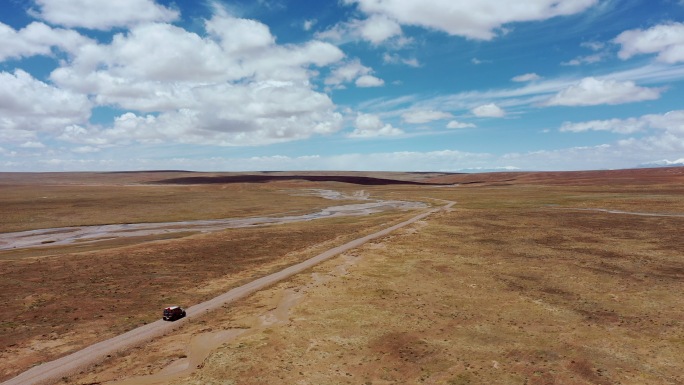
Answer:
1, 0, 684, 172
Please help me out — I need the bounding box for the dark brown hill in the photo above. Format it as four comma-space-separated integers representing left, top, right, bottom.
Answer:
152, 174, 445, 186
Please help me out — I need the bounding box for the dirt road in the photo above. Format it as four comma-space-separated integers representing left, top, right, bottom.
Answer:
2, 202, 453, 385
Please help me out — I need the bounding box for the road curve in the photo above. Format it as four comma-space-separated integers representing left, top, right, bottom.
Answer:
2, 202, 454, 385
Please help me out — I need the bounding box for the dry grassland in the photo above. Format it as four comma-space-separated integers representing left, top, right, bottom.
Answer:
0, 176, 359, 234
0, 175, 421, 381
2, 169, 683, 385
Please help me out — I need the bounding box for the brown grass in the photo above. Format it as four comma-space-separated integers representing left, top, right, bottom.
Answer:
2, 169, 684, 385
0, 210, 419, 381
160, 184, 680, 385
0, 174, 424, 381
0, 179, 362, 233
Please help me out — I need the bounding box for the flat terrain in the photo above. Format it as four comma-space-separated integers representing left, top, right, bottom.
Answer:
1, 169, 683, 385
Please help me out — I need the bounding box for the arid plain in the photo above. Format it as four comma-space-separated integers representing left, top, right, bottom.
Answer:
1, 169, 683, 385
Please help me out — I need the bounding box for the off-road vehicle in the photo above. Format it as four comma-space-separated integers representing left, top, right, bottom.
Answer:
162, 306, 186, 321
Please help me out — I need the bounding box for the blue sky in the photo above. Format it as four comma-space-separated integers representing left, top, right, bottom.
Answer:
1, 0, 684, 172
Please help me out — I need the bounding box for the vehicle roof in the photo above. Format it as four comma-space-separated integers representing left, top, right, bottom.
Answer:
165, 306, 180, 310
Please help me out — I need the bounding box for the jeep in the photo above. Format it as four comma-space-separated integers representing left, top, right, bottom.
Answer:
162, 306, 186, 321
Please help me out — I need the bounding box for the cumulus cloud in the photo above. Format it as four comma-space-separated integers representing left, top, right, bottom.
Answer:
33, 11, 347, 148
0, 70, 91, 134
72, 146, 101, 154
358, 14, 403, 44
0, 21, 92, 61
303, 19, 317, 31
472, 103, 505, 117
615, 22, 684, 63
356, 75, 385, 87
554, 109, 684, 169
344, 0, 597, 40
0, 7, 350, 152
84, 80, 345, 147
545, 77, 662, 106
5, 139, 683, 172
446, 120, 476, 129
512, 73, 541, 82
383, 53, 420, 67
561, 53, 607, 66
19, 141, 46, 149
560, 110, 684, 134
639, 158, 684, 167
402, 109, 453, 124
560, 118, 647, 134
326, 59, 383, 88
316, 14, 402, 45
349, 113, 403, 137
30, 0, 179, 30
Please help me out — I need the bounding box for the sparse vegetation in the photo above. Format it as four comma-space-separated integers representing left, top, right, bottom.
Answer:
1, 169, 683, 384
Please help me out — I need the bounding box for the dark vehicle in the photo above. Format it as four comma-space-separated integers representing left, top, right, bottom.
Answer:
163, 306, 186, 321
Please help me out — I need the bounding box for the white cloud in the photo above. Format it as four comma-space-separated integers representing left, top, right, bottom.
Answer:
0, 7, 350, 153
356, 75, 385, 87
472, 103, 505, 117
326, 59, 383, 88
93, 80, 344, 146
303, 19, 317, 31
38, 11, 347, 148
0, 70, 91, 134
383, 53, 420, 67
358, 14, 402, 44
615, 22, 684, 63
72, 146, 101, 154
561, 40, 609, 66
316, 14, 402, 45
0, 21, 92, 61
512, 73, 541, 82
205, 13, 275, 54
358, 63, 684, 124
0, 143, 676, 172
561, 110, 684, 134
560, 118, 646, 134
561, 53, 607, 66
581, 41, 605, 51
639, 158, 684, 167
345, 0, 597, 40
30, 0, 179, 30
349, 113, 403, 137
0, 127, 36, 144
545, 77, 662, 106
402, 109, 453, 124
446, 120, 476, 129
19, 141, 46, 149
326, 60, 370, 85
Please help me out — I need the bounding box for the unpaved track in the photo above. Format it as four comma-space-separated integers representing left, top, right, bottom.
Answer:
2, 202, 453, 385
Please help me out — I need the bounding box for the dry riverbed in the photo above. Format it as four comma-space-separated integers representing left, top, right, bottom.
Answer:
0, 189, 426, 252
